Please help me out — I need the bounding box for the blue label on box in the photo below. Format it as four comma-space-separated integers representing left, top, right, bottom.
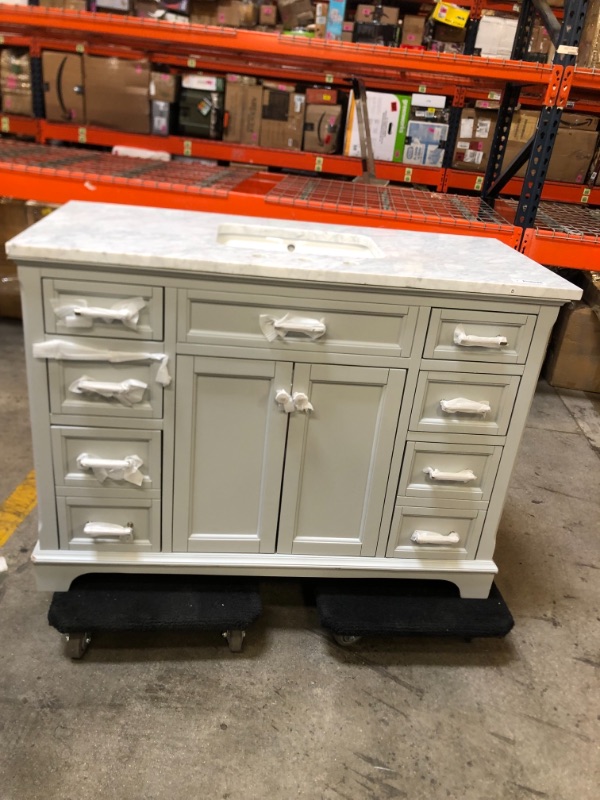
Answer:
325, 0, 347, 40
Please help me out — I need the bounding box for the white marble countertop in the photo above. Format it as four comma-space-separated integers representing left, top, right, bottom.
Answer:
7, 201, 581, 301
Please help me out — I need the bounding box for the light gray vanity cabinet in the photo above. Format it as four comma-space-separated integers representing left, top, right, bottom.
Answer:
8, 202, 581, 597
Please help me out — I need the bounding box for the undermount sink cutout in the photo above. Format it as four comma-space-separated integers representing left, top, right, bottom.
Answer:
217, 224, 382, 258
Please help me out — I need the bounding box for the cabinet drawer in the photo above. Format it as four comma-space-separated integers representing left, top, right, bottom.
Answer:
424, 309, 536, 364
43, 279, 164, 340
410, 372, 520, 436
387, 506, 485, 560
46, 342, 165, 420
57, 497, 160, 551
178, 287, 418, 360
398, 441, 502, 502
51, 427, 161, 491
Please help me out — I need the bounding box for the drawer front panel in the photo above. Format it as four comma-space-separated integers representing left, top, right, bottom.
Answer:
51, 427, 161, 490
387, 506, 485, 560
179, 288, 418, 359
57, 497, 160, 551
424, 309, 536, 364
410, 372, 520, 436
43, 279, 164, 340
48, 358, 164, 419
398, 441, 502, 502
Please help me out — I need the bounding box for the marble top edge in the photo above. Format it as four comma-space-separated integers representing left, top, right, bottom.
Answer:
7, 201, 582, 302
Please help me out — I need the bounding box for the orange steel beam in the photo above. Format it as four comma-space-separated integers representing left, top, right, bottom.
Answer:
0, 8, 558, 87
0, 115, 39, 137
521, 228, 600, 270
445, 170, 600, 204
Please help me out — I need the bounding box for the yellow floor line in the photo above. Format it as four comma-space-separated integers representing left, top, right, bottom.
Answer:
0, 470, 37, 548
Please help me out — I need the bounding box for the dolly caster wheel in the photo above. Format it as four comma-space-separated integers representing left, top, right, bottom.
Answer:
332, 634, 362, 647
223, 630, 245, 653
64, 632, 91, 659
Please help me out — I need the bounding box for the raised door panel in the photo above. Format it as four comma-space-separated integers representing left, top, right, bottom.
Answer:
172, 356, 292, 553
277, 364, 405, 557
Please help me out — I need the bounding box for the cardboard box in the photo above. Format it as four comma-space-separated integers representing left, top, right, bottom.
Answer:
276, 0, 313, 29
353, 22, 399, 46
344, 91, 411, 163
582, 272, 600, 321
84, 55, 151, 134
151, 99, 171, 135
189, 0, 218, 23
260, 88, 305, 150
42, 52, 85, 123
401, 15, 425, 47
578, 0, 600, 69
215, 0, 243, 26
544, 302, 600, 394
355, 4, 398, 24
259, 3, 277, 25
475, 16, 518, 59
314, 1, 328, 36
302, 103, 342, 153
341, 20, 353, 41
150, 71, 178, 103
431, 2, 469, 28
529, 20, 552, 56
432, 21, 467, 43
0, 49, 33, 117
452, 108, 497, 172
96, 0, 132, 12
179, 86, 225, 138
560, 112, 599, 132
324, 0, 347, 40
305, 87, 338, 105
224, 77, 263, 144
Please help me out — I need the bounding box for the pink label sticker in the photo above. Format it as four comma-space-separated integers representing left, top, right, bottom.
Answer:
218, 12, 225, 21
264, 7, 272, 13
4, 97, 11, 108
135, 65, 142, 74
161, 74, 169, 81
6, 76, 17, 89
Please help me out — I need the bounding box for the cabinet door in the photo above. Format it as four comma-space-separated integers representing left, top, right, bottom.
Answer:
277, 364, 405, 557
172, 356, 292, 553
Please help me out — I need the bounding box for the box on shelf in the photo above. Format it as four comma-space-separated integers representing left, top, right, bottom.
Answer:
150, 71, 178, 103
42, 52, 85, 124
314, 2, 328, 36
135, 0, 190, 15
0, 49, 33, 117
475, 15, 518, 59
432, 20, 467, 43
179, 76, 225, 139
260, 85, 305, 150
403, 93, 449, 168
528, 20, 552, 60
578, 0, 600, 69
302, 103, 342, 153
401, 15, 426, 47
84, 55, 151, 134
452, 107, 497, 172
341, 20, 353, 41
355, 4, 399, 24
96, 0, 132, 13
151, 99, 172, 135
189, 0, 218, 23
215, 0, 244, 26
324, 0, 347, 40
223, 75, 263, 145
344, 90, 411, 163
544, 301, 600, 394
559, 112, 599, 132
582, 272, 600, 321
305, 87, 338, 105
259, 3, 277, 25
276, 0, 313, 29
353, 22, 399, 46
430, 2, 469, 28
38, 0, 88, 7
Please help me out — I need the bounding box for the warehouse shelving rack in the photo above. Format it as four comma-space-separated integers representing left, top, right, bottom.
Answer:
0, 1, 599, 269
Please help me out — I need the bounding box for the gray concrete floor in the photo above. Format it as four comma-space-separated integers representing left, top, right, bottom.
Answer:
0, 317, 598, 800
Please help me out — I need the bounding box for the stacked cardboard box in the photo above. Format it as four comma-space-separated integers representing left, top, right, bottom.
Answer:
179, 74, 225, 139
223, 74, 263, 145
544, 300, 600, 393
303, 89, 341, 153
578, 0, 600, 69
0, 49, 33, 117
42, 52, 86, 124
343, 90, 411, 163
260, 82, 305, 150
85, 55, 151, 134
452, 107, 497, 172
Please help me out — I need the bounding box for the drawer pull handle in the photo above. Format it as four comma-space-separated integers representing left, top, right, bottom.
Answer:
454, 326, 508, 349
275, 389, 314, 414
33, 340, 171, 386
411, 530, 460, 545
423, 467, 476, 483
77, 453, 144, 486
69, 376, 148, 407
52, 297, 146, 331
260, 313, 326, 342
440, 398, 491, 415
83, 521, 134, 541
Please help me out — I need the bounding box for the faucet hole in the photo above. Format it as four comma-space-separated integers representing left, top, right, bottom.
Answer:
287, 243, 295, 252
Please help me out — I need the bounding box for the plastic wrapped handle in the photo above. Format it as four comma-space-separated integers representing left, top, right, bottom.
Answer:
411, 530, 460, 545
440, 398, 491, 415
52, 297, 146, 331
292, 391, 314, 413
260, 313, 326, 342
76, 453, 144, 486
423, 467, 477, 483
83, 522, 134, 540
69, 377, 148, 407
454, 326, 508, 349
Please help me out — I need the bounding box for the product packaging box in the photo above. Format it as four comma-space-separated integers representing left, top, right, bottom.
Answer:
223, 75, 263, 144
302, 103, 342, 153
353, 22, 399, 46
260, 86, 305, 149
324, 0, 346, 40
403, 93, 448, 167
179, 76, 225, 138
401, 15, 426, 47
150, 71, 178, 103
475, 16, 518, 58
42, 52, 85, 123
432, 20, 467, 42
341, 20, 353, 41
355, 4, 399, 24
305, 87, 338, 105
151, 99, 171, 135
431, 2, 469, 28
259, 3, 277, 25
314, 2, 328, 36
135, 0, 189, 15
189, 0, 218, 23
0, 49, 33, 117
528, 20, 552, 60
84, 55, 151, 133
276, 0, 313, 29
452, 107, 497, 172
96, 0, 132, 12
578, 0, 600, 69
544, 302, 600, 393
344, 91, 411, 163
